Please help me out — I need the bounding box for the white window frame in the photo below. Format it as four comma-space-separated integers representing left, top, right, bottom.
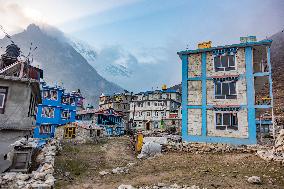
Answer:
214, 81, 237, 99
214, 52, 236, 72
215, 111, 238, 130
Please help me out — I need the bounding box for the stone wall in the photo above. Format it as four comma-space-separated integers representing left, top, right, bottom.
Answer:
188, 53, 202, 77
188, 109, 202, 135
187, 81, 202, 105
55, 126, 103, 144
206, 48, 246, 77
0, 139, 60, 189
207, 109, 249, 138
206, 78, 247, 105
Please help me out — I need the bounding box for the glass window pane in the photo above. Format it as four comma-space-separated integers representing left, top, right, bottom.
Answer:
221, 55, 228, 68
0, 94, 5, 108
215, 82, 222, 95
228, 55, 235, 67
229, 82, 236, 95
216, 113, 222, 125
222, 83, 229, 95
214, 56, 221, 68
232, 113, 238, 126
223, 113, 230, 125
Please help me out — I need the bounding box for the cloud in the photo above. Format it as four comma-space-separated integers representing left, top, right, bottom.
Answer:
94, 44, 181, 92
0, 0, 141, 38
0, 2, 34, 37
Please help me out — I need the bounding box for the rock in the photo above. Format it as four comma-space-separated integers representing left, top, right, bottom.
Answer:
64, 172, 71, 177
33, 172, 46, 180
45, 176, 55, 186
99, 170, 109, 176
112, 167, 128, 174
31, 183, 52, 188
157, 182, 166, 187
118, 184, 136, 189
3, 172, 17, 181
247, 176, 261, 184
188, 185, 200, 189
16, 173, 30, 181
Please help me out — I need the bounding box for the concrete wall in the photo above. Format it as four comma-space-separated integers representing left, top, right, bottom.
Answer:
188, 81, 202, 105
0, 80, 35, 129
207, 109, 249, 138
188, 109, 202, 135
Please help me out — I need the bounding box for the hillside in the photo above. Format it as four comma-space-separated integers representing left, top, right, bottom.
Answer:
0, 24, 124, 106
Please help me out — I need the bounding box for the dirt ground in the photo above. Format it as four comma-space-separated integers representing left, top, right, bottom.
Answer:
54, 137, 284, 189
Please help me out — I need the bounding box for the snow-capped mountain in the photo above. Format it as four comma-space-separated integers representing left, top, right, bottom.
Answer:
0, 24, 124, 106
69, 39, 133, 79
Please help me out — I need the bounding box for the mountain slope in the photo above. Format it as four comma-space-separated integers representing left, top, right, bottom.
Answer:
70, 40, 133, 79
0, 24, 124, 105
269, 30, 284, 123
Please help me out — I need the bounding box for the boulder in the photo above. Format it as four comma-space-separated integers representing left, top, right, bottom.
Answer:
118, 184, 136, 189
247, 176, 261, 184
99, 170, 109, 176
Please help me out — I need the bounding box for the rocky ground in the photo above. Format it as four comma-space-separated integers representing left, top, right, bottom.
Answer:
54, 137, 284, 189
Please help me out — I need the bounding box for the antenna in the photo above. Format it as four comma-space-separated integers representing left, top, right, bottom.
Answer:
186, 44, 189, 50
0, 25, 15, 44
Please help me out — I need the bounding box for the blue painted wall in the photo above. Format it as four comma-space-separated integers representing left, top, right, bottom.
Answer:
178, 40, 272, 145
34, 83, 82, 139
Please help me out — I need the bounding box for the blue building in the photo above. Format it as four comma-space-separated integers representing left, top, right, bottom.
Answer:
177, 38, 274, 145
95, 108, 125, 136
33, 83, 83, 139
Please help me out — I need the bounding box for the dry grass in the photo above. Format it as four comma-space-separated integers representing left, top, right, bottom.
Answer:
54, 137, 284, 189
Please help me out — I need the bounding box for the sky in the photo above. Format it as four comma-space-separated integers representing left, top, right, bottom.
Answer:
0, 0, 283, 92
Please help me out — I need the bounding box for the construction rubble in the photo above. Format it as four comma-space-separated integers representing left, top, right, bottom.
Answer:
0, 138, 61, 189
256, 129, 284, 164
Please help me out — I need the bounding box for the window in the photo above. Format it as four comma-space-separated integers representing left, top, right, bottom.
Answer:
172, 120, 176, 125
0, 87, 8, 114
154, 121, 159, 128
215, 81, 237, 99
61, 110, 70, 119
28, 94, 37, 117
61, 96, 70, 104
147, 102, 150, 106
50, 90, 58, 100
42, 107, 55, 118
214, 54, 235, 71
64, 126, 76, 139
39, 125, 51, 134
215, 112, 238, 130
70, 97, 75, 106
43, 90, 51, 99
155, 111, 159, 116
147, 111, 150, 116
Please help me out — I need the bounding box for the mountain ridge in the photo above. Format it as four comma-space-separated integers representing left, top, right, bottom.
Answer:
0, 24, 124, 106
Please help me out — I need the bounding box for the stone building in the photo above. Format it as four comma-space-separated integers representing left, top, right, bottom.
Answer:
99, 92, 132, 129
177, 37, 274, 145
129, 87, 181, 131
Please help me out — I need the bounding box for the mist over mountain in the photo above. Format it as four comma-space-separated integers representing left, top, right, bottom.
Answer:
70, 40, 133, 81
0, 24, 124, 106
